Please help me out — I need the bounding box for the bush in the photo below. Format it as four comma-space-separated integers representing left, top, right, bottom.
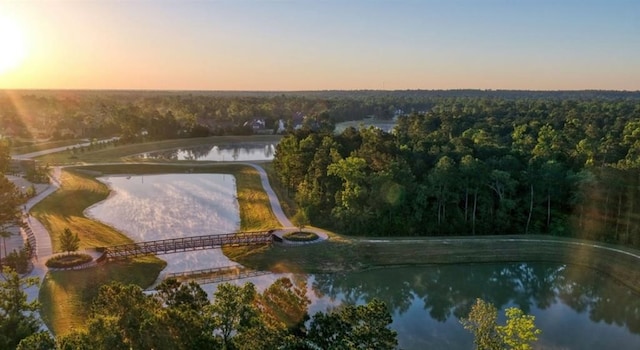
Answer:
282, 231, 319, 242
5, 249, 31, 274
45, 254, 93, 269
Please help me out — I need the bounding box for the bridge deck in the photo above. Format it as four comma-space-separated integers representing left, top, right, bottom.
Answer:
104, 231, 272, 260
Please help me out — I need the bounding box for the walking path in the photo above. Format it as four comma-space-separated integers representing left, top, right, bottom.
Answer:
241, 163, 329, 243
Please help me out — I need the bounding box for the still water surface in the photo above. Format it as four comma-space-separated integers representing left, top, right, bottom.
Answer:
140, 142, 276, 161
202, 263, 640, 350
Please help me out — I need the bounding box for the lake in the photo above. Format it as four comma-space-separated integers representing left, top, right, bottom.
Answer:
140, 142, 276, 161
85, 173, 640, 349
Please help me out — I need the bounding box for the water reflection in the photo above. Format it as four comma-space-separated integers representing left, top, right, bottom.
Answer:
141, 143, 276, 161
310, 263, 640, 349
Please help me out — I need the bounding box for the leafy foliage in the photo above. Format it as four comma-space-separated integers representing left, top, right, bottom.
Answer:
461, 298, 541, 350
52, 278, 397, 349
58, 228, 80, 255
0, 267, 41, 349
273, 97, 640, 249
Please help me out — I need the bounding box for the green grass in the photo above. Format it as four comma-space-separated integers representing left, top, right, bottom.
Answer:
10, 139, 87, 155
35, 135, 281, 164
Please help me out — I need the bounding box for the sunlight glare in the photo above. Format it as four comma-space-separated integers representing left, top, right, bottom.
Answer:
0, 15, 27, 74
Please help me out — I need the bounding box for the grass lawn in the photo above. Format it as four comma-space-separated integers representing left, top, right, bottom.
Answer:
33, 163, 280, 335
34, 135, 281, 164
11, 139, 88, 155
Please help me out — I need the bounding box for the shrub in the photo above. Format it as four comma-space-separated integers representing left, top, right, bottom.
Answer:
5, 249, 31, 274
45, 254, 92, 269
282, 231, 318, 242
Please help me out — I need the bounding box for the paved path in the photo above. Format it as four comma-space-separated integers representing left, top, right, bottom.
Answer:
12, 137, 119, 160
241, 163, 329, 244
242, 163, 293, 227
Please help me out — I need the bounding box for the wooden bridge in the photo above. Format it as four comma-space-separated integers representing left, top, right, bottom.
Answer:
103, 230, 273, 260
162, 265, 270, 286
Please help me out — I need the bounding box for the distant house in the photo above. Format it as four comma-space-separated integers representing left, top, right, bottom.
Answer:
292, 112, 305, 130
244, 118, 266, 130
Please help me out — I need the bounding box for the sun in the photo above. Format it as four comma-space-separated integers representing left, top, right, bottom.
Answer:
0, 16, 27, 75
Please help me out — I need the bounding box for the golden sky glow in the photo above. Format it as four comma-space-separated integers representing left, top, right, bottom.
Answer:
0, 1, 639, 91
0, 14, 27, 76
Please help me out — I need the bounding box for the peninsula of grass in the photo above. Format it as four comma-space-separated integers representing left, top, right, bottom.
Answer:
32, 163, 280, 335
35, 135, 281, 164
283, 231, 319, 242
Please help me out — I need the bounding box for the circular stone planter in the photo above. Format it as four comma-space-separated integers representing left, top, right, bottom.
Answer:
45, 253, 93, 269
282, 231, 319, 242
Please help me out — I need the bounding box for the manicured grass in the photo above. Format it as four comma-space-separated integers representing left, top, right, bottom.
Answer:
31, 169, 133, 250
35, 135, 281, 164
10, 139, 87, 155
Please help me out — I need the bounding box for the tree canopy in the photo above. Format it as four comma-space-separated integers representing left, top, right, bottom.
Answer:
273, 97, 640, 249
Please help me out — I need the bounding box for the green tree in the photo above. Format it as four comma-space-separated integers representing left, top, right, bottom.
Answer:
307, 299, 397, 350
84, 282, 172, 349
0, 267, 41, 349
461, 298, 541, 350
155, 278, 209, 311
497, 308, 542, 350
59, 228, 79, 255
0, 176, 24, 262
205, 282, 259, 349
16, 332, 55, 350
460, 298, 501, 350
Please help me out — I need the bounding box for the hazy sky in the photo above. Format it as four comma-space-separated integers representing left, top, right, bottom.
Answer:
0, 0, 638, 91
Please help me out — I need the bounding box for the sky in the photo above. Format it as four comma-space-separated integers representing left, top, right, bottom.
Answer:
0, 0, 638, 91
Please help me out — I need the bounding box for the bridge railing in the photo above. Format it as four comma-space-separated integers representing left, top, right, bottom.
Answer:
104, 230, 273, 260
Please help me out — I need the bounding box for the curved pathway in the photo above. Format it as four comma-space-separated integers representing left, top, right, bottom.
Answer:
241, 163, 329, 243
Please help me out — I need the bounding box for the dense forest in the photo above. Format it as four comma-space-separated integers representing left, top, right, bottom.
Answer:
273, 97, 640, 249
0, 90, 436, 142
2, 89, 638, 143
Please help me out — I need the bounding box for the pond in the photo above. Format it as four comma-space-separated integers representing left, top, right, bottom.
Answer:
139, 142, 276, 161
201, 262, 640, 350
85, 173, 241, 273
85, 173, 640, 349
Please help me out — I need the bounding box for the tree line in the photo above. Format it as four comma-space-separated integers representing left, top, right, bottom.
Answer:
5, 90, 637, 145
273, 97, 640, 248
11, 275, 397, 350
